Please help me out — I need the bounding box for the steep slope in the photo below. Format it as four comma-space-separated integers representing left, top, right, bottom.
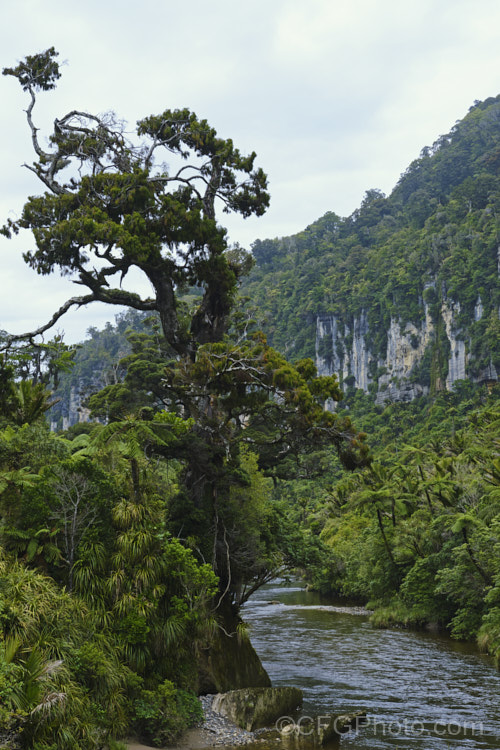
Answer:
49, 309, 154, 429
242, 96, 500, 403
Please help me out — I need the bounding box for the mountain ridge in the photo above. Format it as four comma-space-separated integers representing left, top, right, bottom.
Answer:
241, 94, 500, 402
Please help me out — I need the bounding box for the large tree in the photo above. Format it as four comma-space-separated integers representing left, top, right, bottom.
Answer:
2, 49, 369, 617
2, 47, 268, 358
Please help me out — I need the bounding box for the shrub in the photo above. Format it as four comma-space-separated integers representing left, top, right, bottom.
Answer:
133, 680, 202, 747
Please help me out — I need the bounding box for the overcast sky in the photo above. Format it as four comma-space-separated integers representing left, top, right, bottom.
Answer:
2, 0, 500, 343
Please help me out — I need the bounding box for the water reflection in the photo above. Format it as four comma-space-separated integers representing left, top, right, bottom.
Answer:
242, 581, 500, 749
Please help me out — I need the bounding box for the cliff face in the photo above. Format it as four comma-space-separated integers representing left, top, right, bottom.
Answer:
316, 292, 498, 404
242, 96, 500, 404
50, 382, 92, 431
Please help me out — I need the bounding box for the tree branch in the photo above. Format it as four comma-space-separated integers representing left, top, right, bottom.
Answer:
25, 86, 48, 161
23, 162, 67, 196
0, 288, 157, 350
0, 293, 96, 349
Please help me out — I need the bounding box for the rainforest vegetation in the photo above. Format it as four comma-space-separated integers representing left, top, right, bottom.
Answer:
289, 384, 500, 658
0, 48, 499, 750
0, 49, 366, 748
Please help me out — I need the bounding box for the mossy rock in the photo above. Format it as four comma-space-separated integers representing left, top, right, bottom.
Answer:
212, 686, 303, 731
197, 602, 271, 693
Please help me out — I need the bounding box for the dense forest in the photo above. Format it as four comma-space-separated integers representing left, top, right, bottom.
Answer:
0, 49, 499, 750
243, 95, 500, 397
0, 49, 366, 749
45, 317, 500, 677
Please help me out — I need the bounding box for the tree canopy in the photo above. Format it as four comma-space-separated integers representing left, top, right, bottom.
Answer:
2, 47, 268, 359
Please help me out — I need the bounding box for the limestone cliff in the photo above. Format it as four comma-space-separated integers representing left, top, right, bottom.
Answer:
243, 96, 500, 404
315, 292, 498, 404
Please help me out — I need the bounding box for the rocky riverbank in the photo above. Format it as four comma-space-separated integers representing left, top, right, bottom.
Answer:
125, 690, 365, 750
197, 695, 257, 745
125, 695, 258, 750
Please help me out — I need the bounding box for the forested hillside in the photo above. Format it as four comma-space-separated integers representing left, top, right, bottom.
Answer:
0, 48, 368, 749
1, 48, 500, 750
243, 95, 500, 402
240, 95, 500, 667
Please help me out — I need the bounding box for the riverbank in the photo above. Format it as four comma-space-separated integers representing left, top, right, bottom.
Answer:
196, 695, 257, 746
126, 695, 257, 750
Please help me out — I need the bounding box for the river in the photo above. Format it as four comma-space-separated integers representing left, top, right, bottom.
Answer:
241, 580, 500, 749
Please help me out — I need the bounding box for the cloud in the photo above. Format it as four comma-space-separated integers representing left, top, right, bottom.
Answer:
1, 0, 500, 341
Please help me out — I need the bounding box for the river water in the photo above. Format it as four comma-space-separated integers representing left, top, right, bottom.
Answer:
241, 580, 500, 750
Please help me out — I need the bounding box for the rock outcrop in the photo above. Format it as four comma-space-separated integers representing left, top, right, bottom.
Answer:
211, 687, 303, 731
315, 292, 497, 405
197, 601, 271, 694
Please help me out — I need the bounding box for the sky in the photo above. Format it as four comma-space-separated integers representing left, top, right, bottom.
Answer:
1, 0, 500, 343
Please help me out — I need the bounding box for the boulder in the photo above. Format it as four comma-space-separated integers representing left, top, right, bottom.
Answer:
211, 686, 303, 731
278, 711, 367, 746
314, 711, 367, 744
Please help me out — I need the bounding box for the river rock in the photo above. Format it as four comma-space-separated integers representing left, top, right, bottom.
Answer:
211, 686, 303, 731
278, 711, 367, 746
315, 711, 367, 744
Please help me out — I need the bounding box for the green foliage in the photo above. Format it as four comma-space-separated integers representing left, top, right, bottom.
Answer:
312, 393, 500, 661
133, 680, 202, 746
241, 97, 500, 385
478, 607, 500, 664
2, 47, 61, 92
0, 348, 222, 746
0, 554, 132, 748
0, 412, 219, 746
0, 358, 58, 429
52, 317, 368, 612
